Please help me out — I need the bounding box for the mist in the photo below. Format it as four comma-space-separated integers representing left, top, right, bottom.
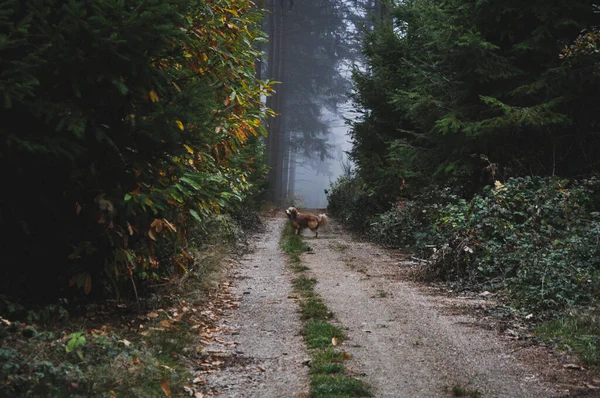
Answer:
262, 0, 376, 209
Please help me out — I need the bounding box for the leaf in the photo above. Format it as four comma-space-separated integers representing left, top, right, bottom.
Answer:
184, 144, 194, 154
149, 90, 159, 103
189, 209, 202, 222
160, 378, 172, 398
342, 351, 352, 360
148, 229, 157, 241
163, 219, 177, 232
127, 222, 134, 235
176, 120, 184, 131
84, 274, 92, 295
331, 337, 339, 346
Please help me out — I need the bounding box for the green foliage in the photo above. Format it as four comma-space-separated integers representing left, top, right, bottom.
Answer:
0, 0, 272, 301
350, 0, 600, 194
535, 309, 600, 366
326, 174, 380, 232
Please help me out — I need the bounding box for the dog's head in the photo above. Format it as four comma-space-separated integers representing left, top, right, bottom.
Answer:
285, 206, 298, 220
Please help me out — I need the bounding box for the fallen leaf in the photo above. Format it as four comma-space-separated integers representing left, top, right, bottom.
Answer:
257, 366, 265, 372
563, 363, 583, 370
175, 120, 184, 131
192, 377, 206, 384
147, 312, 159, 318
160, 378, 172, 398
342, 351, 352, 360
118, 339, 132, 347
331, 337, 339, 346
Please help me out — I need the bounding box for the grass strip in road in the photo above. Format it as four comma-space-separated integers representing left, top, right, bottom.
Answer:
281, 222, 372, 397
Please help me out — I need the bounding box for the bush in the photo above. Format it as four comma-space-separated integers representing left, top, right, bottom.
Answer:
326, 174, 379, 232
424, 177, 600, 313
0, 0, 270, 301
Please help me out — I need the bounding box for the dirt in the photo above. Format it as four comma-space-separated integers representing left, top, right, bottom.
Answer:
199, 212, 600, 398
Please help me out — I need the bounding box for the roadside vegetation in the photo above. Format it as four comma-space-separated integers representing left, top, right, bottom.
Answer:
281, 223, 372, 397
0, 0, 269, 395
328, 1, 600, 369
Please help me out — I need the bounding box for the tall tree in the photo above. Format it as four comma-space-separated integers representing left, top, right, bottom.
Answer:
350, 0, 600, 202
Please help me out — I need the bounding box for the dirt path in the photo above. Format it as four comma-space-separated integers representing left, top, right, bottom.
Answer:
202, 214, 595, 397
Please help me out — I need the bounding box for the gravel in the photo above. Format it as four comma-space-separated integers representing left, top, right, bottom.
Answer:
202, 213, 590, 398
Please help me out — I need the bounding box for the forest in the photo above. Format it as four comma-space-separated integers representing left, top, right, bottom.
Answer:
1, 0, 599, 396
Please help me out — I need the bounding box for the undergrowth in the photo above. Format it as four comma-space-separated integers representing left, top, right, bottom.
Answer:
0, 213, 259, 397
280, 221, 372, 397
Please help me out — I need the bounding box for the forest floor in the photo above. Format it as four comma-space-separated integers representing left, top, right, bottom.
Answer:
194, 211, 600, 398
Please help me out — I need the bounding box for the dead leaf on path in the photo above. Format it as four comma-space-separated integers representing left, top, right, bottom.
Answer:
147, 312, 159, 318
585, 384, 599, 390
342, 351, 352, 360
192, 377, 207, 384
563, 363, 584, 370
257, 366, 265, 372
160, 378, 172, 398
331, 337, 339, 346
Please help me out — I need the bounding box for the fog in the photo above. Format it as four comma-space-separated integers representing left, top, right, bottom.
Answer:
293, 109, 353, 208
262, 0, 374, 208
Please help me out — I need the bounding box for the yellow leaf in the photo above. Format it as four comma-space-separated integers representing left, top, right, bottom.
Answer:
160, 378, 172, 398
84, 274, 92, 295
149, 89, 159, 103
184, 144, 194, 154
176, 120, 184, 131
331, 337, 339, 346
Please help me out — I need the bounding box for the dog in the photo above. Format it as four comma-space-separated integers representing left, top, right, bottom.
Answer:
285, 207, 328, 237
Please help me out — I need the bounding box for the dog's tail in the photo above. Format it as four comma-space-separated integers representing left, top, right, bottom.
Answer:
318, 214, 328, 226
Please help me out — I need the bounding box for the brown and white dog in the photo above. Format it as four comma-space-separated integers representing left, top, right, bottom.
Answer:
285, 207, 328, 237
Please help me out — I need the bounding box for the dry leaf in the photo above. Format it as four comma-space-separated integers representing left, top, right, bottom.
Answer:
118, 339, 132, 347
342, 351, 352, 360
175, 120, 184, 131
148, 229, 157, 241
563, 363, 583, 370
160, 378, 172, 397
257, 366, 265, 372
331, 337, 339, 346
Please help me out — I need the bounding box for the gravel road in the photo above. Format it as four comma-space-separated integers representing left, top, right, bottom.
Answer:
201, 214, 595, 398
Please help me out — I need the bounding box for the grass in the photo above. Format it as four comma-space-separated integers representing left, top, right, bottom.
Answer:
293, 275, 318, 296
304, 321, 345, 349
280, 220, 372, 397
535, 310, 600, 367
311, 374, 372, 397
447, 384, 482, 398
310, 348, 346, 374
300, 297, 333, 321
